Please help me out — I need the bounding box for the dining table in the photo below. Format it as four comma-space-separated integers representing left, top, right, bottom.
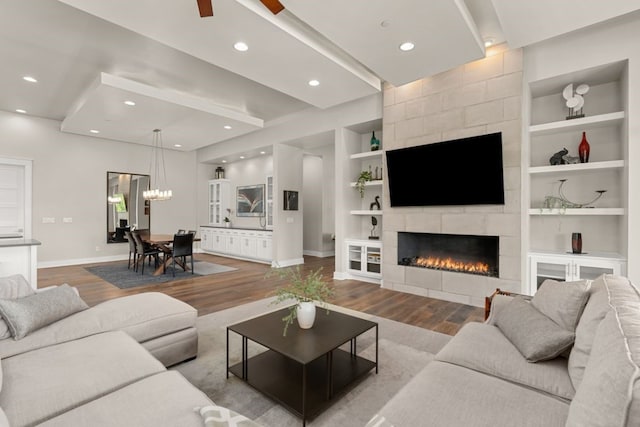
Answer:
142, 234, 200, 276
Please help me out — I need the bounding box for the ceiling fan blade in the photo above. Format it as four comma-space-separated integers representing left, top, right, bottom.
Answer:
197, 0, 213, 17
260, 0, 285, 15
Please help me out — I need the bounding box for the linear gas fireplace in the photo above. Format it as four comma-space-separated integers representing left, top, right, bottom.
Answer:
398, 232, 499, 277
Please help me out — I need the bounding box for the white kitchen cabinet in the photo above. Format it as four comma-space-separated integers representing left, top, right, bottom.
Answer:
208, 179, 231, 226
200, 226, 271, 264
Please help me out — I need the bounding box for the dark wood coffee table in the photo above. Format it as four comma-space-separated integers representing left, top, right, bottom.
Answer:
226, 306, 378, 426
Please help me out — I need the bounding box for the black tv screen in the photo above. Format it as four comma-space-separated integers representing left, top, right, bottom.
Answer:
386, 132, 505, 207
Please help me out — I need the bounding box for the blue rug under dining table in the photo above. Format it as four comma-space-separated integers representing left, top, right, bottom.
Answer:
85, 260, 238, 289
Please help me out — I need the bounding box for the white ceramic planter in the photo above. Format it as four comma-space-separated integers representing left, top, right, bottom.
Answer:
296, 302, 316, 329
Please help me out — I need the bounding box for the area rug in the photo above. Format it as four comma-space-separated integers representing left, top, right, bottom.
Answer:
172, 297, 451, 427
85, 260, 237, 289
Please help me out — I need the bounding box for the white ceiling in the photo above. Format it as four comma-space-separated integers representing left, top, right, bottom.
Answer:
1, 0, 639, 152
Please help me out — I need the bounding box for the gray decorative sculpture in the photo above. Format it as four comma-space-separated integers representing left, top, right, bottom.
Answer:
562, 154, 580, 164
550, 148, 569, 165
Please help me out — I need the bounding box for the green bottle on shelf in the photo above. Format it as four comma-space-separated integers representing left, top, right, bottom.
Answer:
370, 131, 380, 151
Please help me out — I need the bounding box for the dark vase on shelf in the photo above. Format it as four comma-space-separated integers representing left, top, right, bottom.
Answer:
578, 131, 590, 163
370, 131, 380, 151
572, 232, 583, 254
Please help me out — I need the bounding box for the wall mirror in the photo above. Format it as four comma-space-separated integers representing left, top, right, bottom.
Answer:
106, 172, 150, 243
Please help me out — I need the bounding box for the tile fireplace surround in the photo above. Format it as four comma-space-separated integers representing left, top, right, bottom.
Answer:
380, 45, 523, 307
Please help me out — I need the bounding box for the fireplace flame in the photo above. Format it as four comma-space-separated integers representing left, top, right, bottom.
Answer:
415, 256, 490, 274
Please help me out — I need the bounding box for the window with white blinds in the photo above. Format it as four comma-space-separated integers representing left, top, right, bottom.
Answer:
0, 158, 31, 239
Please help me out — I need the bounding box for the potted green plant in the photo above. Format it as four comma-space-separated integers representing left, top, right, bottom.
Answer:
223, 208, 232, 227
355, 170, 372, 198
270, 266, 334, 336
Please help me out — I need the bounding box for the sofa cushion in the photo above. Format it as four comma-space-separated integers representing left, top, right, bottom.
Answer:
0, 330, 165, 426
0, 274, 35, 340
495, 296, 575, 362
532, 278, 590, 331
436, 322, 575, 400
38, 372, 215, 427
566, 279, 640, 427
0, 284, 88, 339
568, 275, 629, 389
0, 292, 197, 359
369, 360, 569, 427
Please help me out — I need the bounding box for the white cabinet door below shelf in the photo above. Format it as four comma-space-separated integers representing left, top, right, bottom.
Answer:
529, 253, 625, 295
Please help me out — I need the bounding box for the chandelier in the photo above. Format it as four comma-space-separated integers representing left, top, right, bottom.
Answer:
143, 129, 173, 201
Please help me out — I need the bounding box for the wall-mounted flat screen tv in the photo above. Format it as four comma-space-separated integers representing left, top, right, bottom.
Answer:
386, 132, 505, 207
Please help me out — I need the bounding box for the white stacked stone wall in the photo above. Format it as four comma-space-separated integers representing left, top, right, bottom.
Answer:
381, 45, 524, 307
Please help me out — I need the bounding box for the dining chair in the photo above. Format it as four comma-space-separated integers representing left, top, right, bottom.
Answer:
188, 230, 197, 237
124, 230, 137, 270
169, 233, 194, 277
131, 230, 162, 275
177, 229, 186, 235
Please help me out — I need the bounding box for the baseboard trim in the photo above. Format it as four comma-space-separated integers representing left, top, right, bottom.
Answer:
39, 254, 128, 268
303, 250, 336, 258
271, 258, 305, 268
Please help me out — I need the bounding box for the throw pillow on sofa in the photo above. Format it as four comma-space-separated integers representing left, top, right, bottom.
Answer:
532, 278, 591, 331
495, 296, 575, 362
0, 284, 89, 339
0, 274, 35, 340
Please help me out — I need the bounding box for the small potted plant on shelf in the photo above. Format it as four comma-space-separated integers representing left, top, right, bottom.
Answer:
355, 170, 373, 198
223, 208, 232, 227
270, 266, 334, 336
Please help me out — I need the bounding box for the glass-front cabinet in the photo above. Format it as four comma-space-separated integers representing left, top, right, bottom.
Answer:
528, 251, 626, 294
208, 179, 230, 226
345, 239, 382, 284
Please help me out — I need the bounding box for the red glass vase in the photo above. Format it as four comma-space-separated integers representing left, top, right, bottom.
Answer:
578, 131, 590, 163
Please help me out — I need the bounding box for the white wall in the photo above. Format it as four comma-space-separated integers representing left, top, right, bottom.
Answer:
222, 155, 273, 229
273, 144, 304, 266
523, 12, 640, 283
0, 111, 198, 266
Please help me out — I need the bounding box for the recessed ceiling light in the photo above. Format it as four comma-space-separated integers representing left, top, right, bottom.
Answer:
124, 100, 136, 106
15, 109, 26, 114
22, 76, 37, 83
239, 156, 245, 159
89, 129, 100, 134
234, 42, 249, 52
484, 38, 495, 48
260, 151, 266, 155
174, 144, 182, 148
224, 125, 232, 130
222, 160, 227, 163
308, 79, 320, 87
399, 42, 415, 52
380, 20, 391, 28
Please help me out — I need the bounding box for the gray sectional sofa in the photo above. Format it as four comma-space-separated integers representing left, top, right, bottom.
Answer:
0, 275, 257, 427
368, 274, 640, 427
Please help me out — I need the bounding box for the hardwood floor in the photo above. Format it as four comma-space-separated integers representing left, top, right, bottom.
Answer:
38, 254, 484, 335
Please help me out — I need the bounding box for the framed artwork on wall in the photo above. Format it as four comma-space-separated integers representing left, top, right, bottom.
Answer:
237, 184, 265, 216
283, 190, 299, 211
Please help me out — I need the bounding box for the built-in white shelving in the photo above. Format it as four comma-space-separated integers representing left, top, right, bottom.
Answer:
529, 160, 624, 175
350, 210, 383, 216
349, 180, 383, 187
529, 208, 625, 216
529, 111, 625, 135
349, 150, 384, 160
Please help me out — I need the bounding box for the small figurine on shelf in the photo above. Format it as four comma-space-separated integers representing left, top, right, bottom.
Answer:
549, 148, 568, 165
370, 131, 380, 151
369, 217, 379, 240
563, 83, 589, 120
370, 196, 381, 210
